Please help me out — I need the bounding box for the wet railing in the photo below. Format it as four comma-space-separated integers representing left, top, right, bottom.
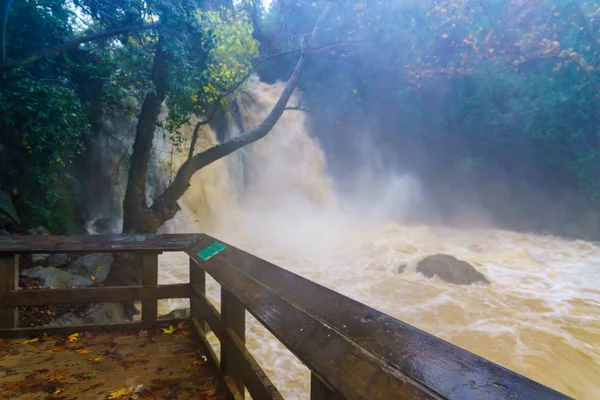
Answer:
0, 234, 569, 400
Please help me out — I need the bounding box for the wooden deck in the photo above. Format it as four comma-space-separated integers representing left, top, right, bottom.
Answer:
0, 322, 225, 399
0, 234, 571, 400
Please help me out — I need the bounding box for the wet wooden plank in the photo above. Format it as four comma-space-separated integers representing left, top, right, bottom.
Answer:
187, 236, 569, 400
190, 257, 208, 333
221, 287, 246, 397
0, 318, 186, 338
226, 327, 284, 400
0, 284, 190, 306
311, 373, 342, 400
0, 255, 18, 328
0, 234, 203, 253
191, 287, 223, 340
141, 253, 159, 322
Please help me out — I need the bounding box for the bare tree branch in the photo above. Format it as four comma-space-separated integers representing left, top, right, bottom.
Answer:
0, 22, 158, 72
150, 3, 333, 221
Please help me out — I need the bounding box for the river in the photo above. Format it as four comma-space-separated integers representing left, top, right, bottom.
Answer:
97, 75, 599, 399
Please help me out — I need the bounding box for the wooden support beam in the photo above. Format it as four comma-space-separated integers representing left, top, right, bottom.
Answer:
0, 284, 189, 306
0, 318, 185, 338
190, 257, 208, 333
0, 254, 18, 329
221, 287, 246, 398
141, 253, 159, 322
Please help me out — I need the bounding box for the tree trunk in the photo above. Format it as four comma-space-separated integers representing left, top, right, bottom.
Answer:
108, 5, 332, 318
121, 38, 169, 234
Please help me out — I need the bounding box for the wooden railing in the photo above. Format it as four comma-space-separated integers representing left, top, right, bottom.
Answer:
0, 234, 569, 400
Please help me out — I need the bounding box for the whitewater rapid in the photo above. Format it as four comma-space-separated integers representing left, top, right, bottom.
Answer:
157, 222, 600, 400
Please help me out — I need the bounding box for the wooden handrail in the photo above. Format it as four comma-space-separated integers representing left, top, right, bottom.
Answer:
187, 235, 570, 400
0, 234, 571, 400
0, 233, 201, 253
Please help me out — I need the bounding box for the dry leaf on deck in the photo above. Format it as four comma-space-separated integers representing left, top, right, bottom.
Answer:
108, 387, 135, 399
23, 338, 39, 345
68, 333, 80, 342
162, 325, 176, 334
76, 348, 93, 354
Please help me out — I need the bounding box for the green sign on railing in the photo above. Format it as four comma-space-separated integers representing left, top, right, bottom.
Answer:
197, 241, 227, 261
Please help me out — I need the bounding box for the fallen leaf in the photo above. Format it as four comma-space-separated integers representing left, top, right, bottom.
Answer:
48, 373, 66, 383
23, 338, 39, 345
162, 325, 176, 334
49, 346, 66, 352
52, 388, 66, 397
83, 331, 95, 340
76, 348, 93, 354
108, 387, 135, 399
138, 330, 150, 337
68, 333, 80, 342
0, 338, 9, 348
88, 356, 104, 362
41, 336, 54, 343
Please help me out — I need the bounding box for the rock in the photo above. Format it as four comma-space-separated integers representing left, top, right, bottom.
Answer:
31, 254, 50, 266
21, 266, 93, 288
48, 303, 129, 326
159, 307, 191, 320
47, 253, 68, 268
28, 226, 50, 235
396, 264, 407, 274
67, 253, 113, 283
92, 218, 114, 234
0, 190, 20, 225
416, 254, 490, 285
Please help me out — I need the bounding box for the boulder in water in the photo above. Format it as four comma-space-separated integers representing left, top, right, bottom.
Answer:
416, 254, 490, 285
21, 266, 94, 288
397, 264, 407, 274
68, 253, 113, 283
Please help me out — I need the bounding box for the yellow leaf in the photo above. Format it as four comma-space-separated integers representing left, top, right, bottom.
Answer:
68, 333, 80, 342
162, 325, 176, 334
76, 348, 93, 354
88, 356, 104, 362
52, 388, 66, 397
11, 188, 18, 195
23, 338, 39, 345
108, 387, 135, 399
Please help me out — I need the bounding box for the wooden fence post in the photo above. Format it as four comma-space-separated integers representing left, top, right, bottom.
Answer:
140, 253, 158, 322
311, 373, 342, 400
221, 287, 245, 398
189, 257, 207, 332
0, 254, 19, 329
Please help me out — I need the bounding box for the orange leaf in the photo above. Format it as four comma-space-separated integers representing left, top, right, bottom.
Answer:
52, 388, 66, 397
108, 387, 135, 399
76, 348, 93, 354
88, 356, 104, 362
49, 346, 66, 352
138, 330, 150, 337
68, 333, 80, 342
83, 332, 95, 340
48, 374, 66, 383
